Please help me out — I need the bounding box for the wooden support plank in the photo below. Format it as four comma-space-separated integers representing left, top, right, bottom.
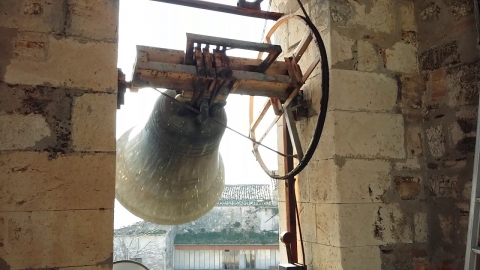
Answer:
132, 64, 292, 99
136, 45, 288, 75
293, 33, 312, 63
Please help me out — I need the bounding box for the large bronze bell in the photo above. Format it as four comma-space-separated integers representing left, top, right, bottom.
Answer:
116, 90, 227, 225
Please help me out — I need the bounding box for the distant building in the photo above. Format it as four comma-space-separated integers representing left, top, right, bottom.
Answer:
114, 182, 279, 270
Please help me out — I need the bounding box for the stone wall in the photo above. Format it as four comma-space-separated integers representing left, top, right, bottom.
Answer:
270, 0, 479, 268
417, 0, 479, 267
0, 1, 118, 269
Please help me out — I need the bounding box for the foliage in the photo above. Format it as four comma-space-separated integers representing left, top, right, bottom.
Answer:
174, 230, 279, 245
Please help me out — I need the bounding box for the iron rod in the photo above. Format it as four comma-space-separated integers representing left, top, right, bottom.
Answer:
149, 0, 284, 20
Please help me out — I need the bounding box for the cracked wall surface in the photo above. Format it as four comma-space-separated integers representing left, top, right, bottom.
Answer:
0, 0, 118, 269
272, 0, 479, 268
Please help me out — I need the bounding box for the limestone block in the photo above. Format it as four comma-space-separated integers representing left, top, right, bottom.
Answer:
299, 241, 313, 268
428, 175, 457, 199
311, 107, 335, 160
395, 157, 421, 170
329, 69, 397, 112
308, 0, 330, 32
298, 28, 330, 79
462, 181, 472, 200
309, 159, 391, 203
330, 30, 354, 66
310, 111, 405, 160
385, 42, 419, 73
446, 62, 480, 107
394, 176, 422, 200
426, 125, 445, 159
0, 113, 50, 150
0, 152, 115, 211
4, 37, 117, 92
72, 93, 116, 151
298, 203, 316, 242
406, 122, 424, 157
315, 203, 340, 246
13, 31, 49, 61
0, 209, 113, 269
400, 2, 416, 32
296, 168, 310, 202
0, 0, 64, 33
399, 75, 422, 115
357, 40, 379, 71
277, 178, 286, 202
312, 244, 381, 270
67, 0, 119, 42
288, 17, 306, 48
438, 214, 453, 244
316, 203, 413, 247
414, 213, 428, 243
333, 111, 406, 159
331, 0, 395, 33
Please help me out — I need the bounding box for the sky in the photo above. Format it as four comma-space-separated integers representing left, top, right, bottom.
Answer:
114, 0, 280, 228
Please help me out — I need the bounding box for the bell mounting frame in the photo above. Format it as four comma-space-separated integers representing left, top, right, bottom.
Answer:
117, 14, 329, 181
249, 14, 329, 180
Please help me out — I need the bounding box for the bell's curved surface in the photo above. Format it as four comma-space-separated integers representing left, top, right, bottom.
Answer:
116, 90, 226, 225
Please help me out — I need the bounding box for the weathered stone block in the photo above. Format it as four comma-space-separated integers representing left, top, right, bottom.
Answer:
300, 241, 313, 268
399, 75, 422, 116
0, 152, 115, 211
288, 17, 307, 48
400, 2, 416, 31
296, 168, 310, 203
13, 31, 49, 61
426, 125, 446, 159
332, 111, 406, 159
395, 157, 421, 170
330, 0, 395, 34
312, 246, 377, 270
357, 40, 379, 72
414, 213, 428, 243
308, 0, 329, 31
394, 176, 422, 200
385, 42, 418, 73
405, 120, 423, 157
438, 214, 453, 243
72, 93, 116, 151
446, 61, 480, 107
4, 37, 118, 91
462, 180, 472, 200
298, 203, 316, 242
328, 69, 397, 112
428, 175, 457, 198
309, 159, 391, 203
0, 0, 64, 33
330, 30, 354, 66
419, 41, 460, 71
67, 0, 119, 42
316, 203, 413, 247
0, 113, 51, 150
0, 209, 113, 269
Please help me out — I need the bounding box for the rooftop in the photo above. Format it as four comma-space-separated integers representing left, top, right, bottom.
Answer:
115, 221, 170, 236
218, 184, 274, 207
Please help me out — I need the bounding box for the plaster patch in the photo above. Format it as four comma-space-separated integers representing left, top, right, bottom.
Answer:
0, 113, 51, 150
